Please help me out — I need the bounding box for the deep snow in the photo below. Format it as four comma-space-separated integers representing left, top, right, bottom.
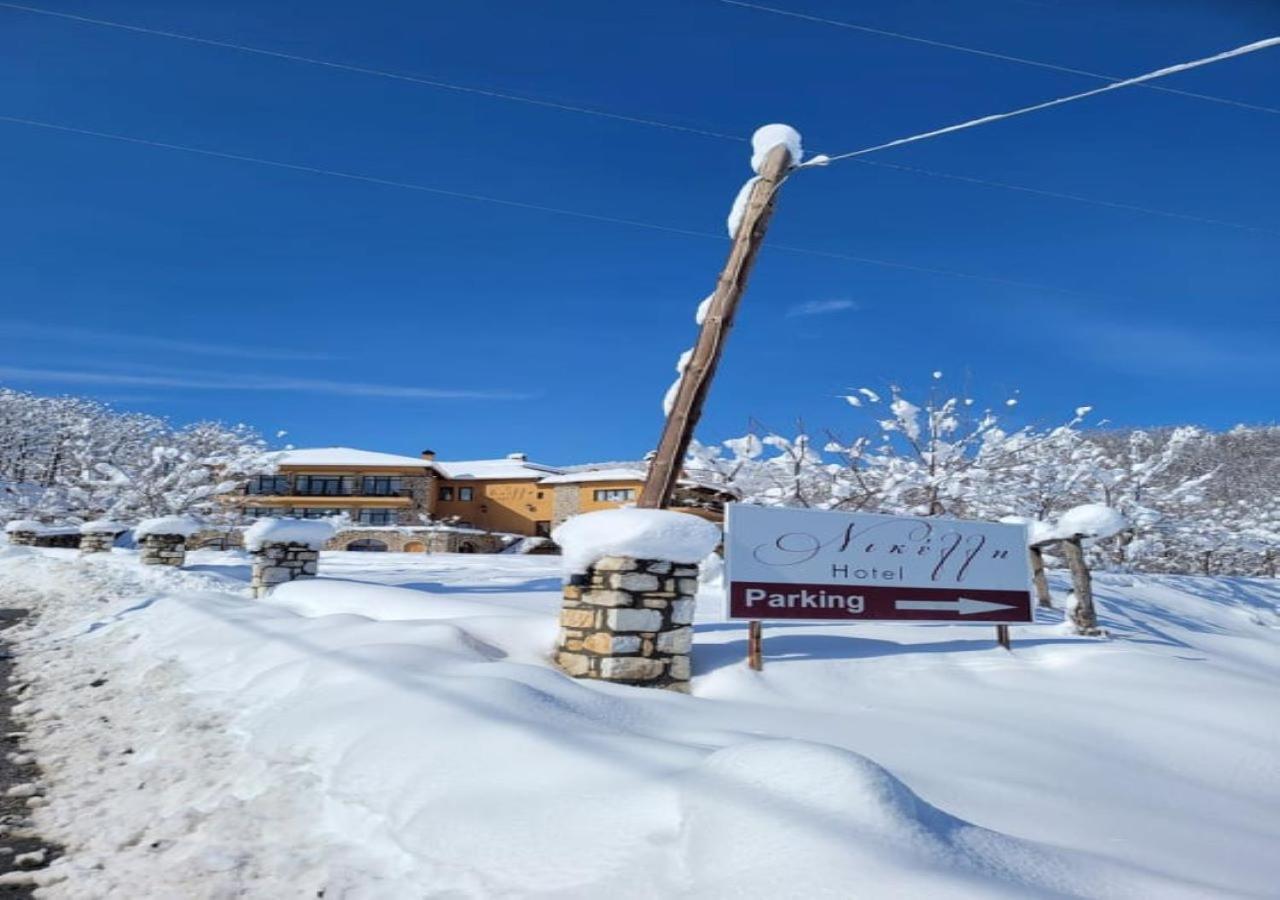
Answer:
0, 544, 1277, 898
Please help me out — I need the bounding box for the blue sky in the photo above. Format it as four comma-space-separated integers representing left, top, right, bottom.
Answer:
1, 0, 1277, 464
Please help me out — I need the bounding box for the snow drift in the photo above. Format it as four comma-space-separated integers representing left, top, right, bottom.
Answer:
1, 547, 1277, 897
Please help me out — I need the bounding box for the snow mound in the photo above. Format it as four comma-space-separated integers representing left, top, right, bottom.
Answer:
998, 515, 1056, 546
750, 123, 802, 173
553, 508, 721, 573
679, 739, 1132, 897
79, 519, 128, 535
134, 516, 203, 539
4, 519, 45, 534
1056, 504, 1128, 540
243, 517, 335, 551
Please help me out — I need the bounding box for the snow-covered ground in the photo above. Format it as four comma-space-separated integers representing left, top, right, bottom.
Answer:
1, 544, 1278, 898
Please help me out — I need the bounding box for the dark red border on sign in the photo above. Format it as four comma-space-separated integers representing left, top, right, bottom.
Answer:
728, 582, 1034, 622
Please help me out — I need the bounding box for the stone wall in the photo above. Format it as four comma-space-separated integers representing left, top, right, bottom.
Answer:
5, 531, 37, 547
251, 541, 319, 598
555, 556, 697, 692
139, 534, 186, 567
550, 484, 581, 529
403, 474, 437, 523
423, 530, 506, 554
78, 532, 117, 554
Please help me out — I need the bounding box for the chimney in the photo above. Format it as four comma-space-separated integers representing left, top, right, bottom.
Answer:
507, 452, 527, 461
421, 449, 436, 461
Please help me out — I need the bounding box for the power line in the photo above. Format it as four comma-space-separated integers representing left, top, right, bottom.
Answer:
0, 1, 741, 142
718, 0, 1280, 116
847, 158, 1280, 237
822, 36, 1280, 162
5, 0, 1271, 236
0, 112, 1132, 304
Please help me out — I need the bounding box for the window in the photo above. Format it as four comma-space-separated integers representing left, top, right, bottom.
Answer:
593, 488, 636, 503
244, 507, 280, 519
356, 509, 396, 526
297, 507, 342, 519
294, 475, 353, 496
458, 487, 475, 501
534, 521, 551, 537
438, 486, 454, 501
361, 476, 403, 496
247, 475, 291, 495
346, 539, 388, 552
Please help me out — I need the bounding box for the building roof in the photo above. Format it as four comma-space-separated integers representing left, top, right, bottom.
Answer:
435, 457, 564, 481
539, 467, 646, 485
271, 447, 437, 469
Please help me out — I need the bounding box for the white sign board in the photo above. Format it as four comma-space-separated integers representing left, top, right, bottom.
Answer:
724, 504, 1033, 622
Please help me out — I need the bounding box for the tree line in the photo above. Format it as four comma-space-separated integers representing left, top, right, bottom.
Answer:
3, 383, 1276, 577
0, 387, 270, 524
687, 381, 1279, 577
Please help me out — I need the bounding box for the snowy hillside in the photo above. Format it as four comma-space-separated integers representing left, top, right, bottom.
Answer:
1, 545, 1277, 898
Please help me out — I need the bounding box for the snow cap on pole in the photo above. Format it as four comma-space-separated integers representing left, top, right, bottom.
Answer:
750, 124, 803, 173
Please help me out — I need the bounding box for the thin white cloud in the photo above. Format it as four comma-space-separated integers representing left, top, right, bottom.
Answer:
0, 365, 530, 400
786, 299, 859, 318
0, 321, 337, 361
1048, 318, 1277, 377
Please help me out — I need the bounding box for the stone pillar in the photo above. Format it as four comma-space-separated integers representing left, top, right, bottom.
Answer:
79, 531, 117, 554
251, 541, 320, 598
555, 556, 697, 692
5, 530, 38, 547
139, 534, 186, 567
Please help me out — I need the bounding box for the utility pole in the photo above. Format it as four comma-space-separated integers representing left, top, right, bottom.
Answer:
638, 143, 795, 509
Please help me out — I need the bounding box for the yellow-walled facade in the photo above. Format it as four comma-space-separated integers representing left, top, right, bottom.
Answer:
434, 478, 555, 536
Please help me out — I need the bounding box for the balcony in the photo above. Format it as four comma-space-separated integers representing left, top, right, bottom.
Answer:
245, 475, 415, 498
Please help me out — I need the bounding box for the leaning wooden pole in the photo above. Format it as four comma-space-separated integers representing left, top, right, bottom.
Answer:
638, 143, 795, 510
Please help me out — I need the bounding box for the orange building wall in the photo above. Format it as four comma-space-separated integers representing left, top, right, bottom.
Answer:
434, 479, 555, 535
575, 480, 645, 515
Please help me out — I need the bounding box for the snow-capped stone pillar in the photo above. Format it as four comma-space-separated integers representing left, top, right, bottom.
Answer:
135, 517, 201, 567
250, 542, 320, 598
79, 520, 125, 554
3, 521, 42, 547
245, 518, 335, 599
552, 509, 720, 693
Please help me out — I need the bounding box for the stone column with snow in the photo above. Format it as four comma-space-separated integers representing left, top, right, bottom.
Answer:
135, 516, 202, 567
246, 518, 336, 598
79, 520, 126, 554
4, 521, 43, 547
552, 509, 720, 693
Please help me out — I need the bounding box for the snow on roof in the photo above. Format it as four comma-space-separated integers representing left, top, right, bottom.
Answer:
272, 447, 437, 469
5, 519, 46, 534
435, 458, 563, 481
539, 467, 646, 485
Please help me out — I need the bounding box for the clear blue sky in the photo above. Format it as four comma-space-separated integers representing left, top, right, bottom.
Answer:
2, 0, 1277, 463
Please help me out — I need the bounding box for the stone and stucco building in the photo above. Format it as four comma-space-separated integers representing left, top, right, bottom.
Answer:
229, 446, 732, 553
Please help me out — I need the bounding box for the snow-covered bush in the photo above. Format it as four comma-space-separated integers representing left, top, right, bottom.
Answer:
0, 387, 273, 525
686, 376, 1279, 577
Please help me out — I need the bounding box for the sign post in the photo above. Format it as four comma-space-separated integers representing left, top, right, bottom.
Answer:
725, 505, 1033, 665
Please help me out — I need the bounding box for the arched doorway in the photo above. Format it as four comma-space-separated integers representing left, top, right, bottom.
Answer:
346, 538, 389, 552
403, 541, 426, 553
456, 541, 476, 553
